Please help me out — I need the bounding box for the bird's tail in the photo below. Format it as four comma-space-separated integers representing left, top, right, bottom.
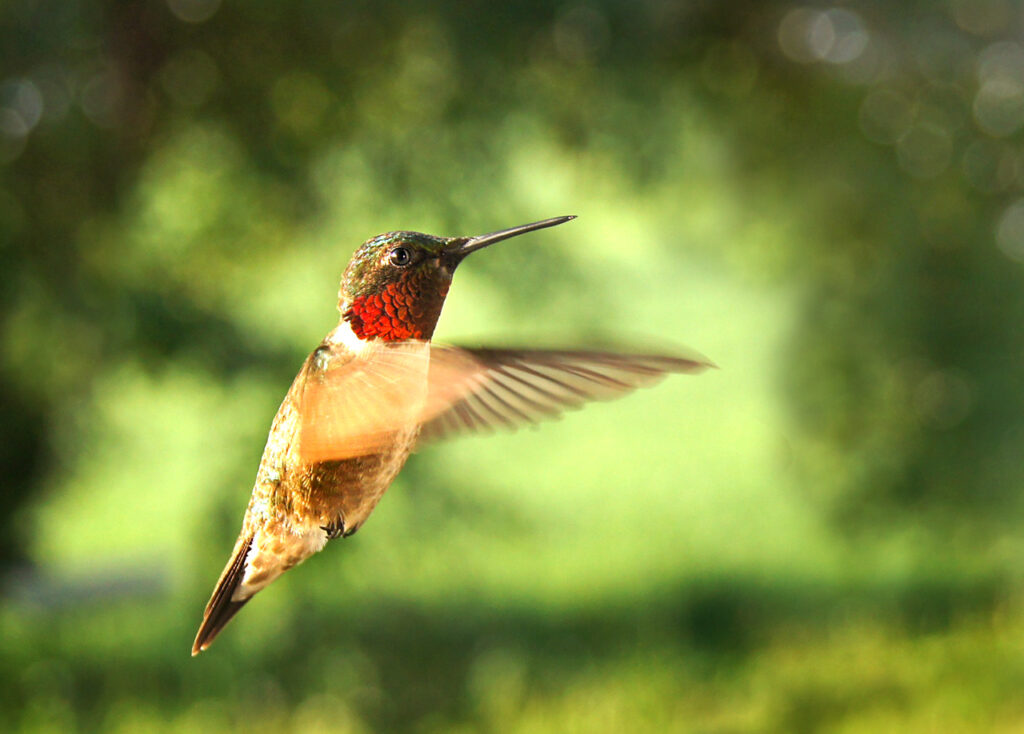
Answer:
192, 532, 254, 655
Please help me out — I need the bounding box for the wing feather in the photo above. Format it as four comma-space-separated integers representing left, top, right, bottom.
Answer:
297, 341, 714, 461
417, 346, 714, 444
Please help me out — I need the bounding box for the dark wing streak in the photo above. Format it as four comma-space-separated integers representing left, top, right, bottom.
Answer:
486, 377, 550, 421
476, 380, 540, 425
430, 410, 463, 442
461, 394, 505, 431
548, 365, 648, 396
452, 370, 520, 428
488, 370, 562, 414
555, 363, 636, 389
465, 388, 519, 429
487, 349, 707, 376
617, 355, 707, 373
508, 362, 593, 400
441, 410, 462, 438
489, 366, 582, 406
453, 400, 485, 432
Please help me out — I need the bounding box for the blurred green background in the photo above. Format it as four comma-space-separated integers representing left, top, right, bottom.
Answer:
3, 0, 1024, 731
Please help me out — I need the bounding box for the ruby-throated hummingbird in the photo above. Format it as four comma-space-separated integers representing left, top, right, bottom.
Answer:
192, 216, 712, 655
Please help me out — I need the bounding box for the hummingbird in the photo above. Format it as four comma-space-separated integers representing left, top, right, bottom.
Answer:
192, 215, 712, 655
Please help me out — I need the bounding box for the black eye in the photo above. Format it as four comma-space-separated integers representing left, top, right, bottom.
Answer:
389, 247, 412, 266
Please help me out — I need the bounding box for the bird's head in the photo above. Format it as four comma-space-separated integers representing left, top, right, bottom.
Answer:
338, 216, 575, 342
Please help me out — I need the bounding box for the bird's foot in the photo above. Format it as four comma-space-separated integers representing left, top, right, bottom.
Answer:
321, 516, 347, 540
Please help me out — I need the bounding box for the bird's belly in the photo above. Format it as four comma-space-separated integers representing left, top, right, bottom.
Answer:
304, 426, 418, 532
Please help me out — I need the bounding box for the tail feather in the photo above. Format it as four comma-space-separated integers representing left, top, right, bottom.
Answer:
192, 533, 254, 656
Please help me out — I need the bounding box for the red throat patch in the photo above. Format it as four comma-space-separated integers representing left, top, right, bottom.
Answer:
345, 277, 450, 341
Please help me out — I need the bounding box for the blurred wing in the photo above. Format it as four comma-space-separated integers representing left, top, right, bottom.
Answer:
298, 341, 433, 463
418, 346, 714, 444
298, 342, 713, 461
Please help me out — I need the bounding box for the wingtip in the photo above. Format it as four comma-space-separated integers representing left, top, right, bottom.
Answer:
669, 349, 717, 373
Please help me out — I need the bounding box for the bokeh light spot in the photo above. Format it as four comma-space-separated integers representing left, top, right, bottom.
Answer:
79, 71, 122, 128
0, 77, 41, 161
0, 78, 43, 133
897, 123, 953, 179
779, 8, 828, 63
166, 0, 221, 24
918, 83, 969, 134
819, 9, 869, 64
0, 108, 28, 163
858, 88, 915, 145
996, 198, 1024, 262
962, 140, 1016, 193
973, 79, 1024, 137
977, 41, 1024, 84
32, 64, 73, 124
778, 7, 869, 65
952, 0, 1015, 36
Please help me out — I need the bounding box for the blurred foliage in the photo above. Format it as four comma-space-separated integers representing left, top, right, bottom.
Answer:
3, 0, 1024, 731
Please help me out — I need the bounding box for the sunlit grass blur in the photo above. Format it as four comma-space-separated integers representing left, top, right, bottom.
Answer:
3, 0, 1024, 732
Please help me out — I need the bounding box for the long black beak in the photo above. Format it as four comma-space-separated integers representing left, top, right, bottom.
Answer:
447, 215, 576, 258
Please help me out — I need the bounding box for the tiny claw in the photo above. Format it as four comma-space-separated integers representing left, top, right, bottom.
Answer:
321, 517, 347, 540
